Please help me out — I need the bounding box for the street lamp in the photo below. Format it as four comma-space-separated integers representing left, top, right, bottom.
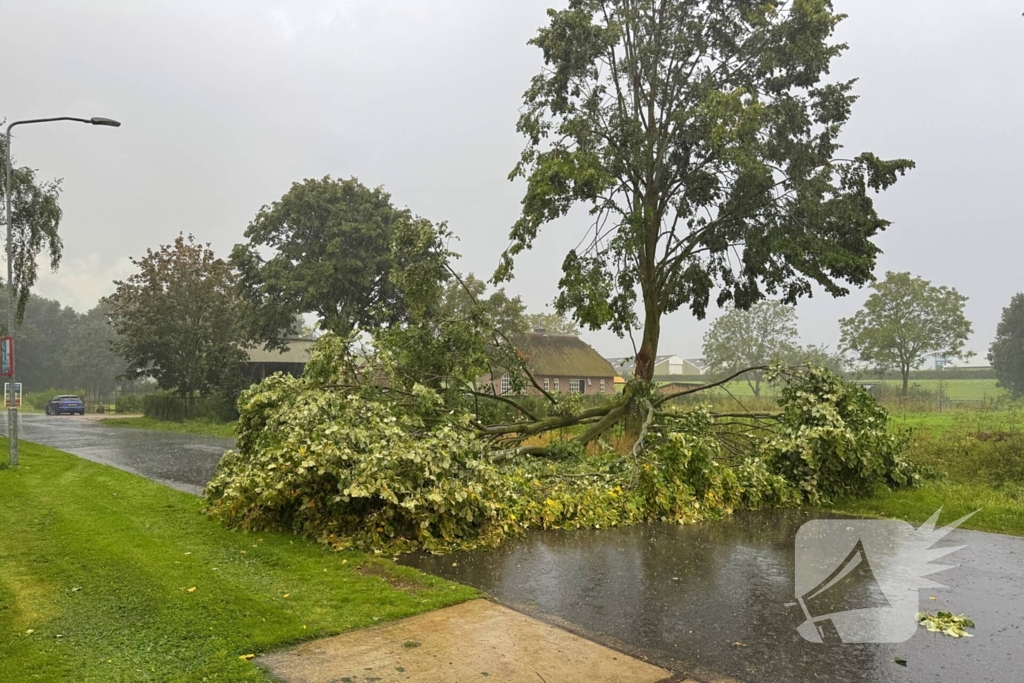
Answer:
4, 116, 121, 467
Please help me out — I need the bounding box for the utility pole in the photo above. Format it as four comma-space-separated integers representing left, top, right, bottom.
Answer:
4, 116, 120, 466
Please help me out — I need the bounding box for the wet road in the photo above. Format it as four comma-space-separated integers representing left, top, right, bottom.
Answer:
404, 510, 1024, 683
16, 414, 235, 495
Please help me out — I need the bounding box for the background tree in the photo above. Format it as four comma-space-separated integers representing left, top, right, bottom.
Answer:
64, 301, 126, 395
231, 176, 452, 348
785, 343, 846, 375
840, 272, 972, 396
523, 311, 581, 336
703, 301, 798, 396
497, 0, 913, 392
0, 294, 78, 389
105, 234, 246, 400
0, 122, 65, 324
989, 293, 1024, 397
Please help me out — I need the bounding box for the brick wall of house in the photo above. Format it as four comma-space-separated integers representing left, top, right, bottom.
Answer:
490, 374, 616, 397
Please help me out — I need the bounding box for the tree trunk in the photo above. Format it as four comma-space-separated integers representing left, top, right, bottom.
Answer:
901, 366, 910, 397
625, 299, 661, 437
633, 312, 661, 383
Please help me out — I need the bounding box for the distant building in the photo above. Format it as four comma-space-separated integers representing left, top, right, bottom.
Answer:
245, 338, 316, 382
486, 330, 617, 396
605, 355, 708, 378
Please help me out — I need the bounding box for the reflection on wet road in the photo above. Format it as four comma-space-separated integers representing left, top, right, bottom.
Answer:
16, 414, 234, 495
404, 510, 1024, 683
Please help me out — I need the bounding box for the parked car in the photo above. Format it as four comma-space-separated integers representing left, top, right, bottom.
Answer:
45, 395, 85, 416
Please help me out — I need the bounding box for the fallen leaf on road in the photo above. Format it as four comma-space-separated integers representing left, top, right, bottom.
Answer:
916, 611, 975, 638
732, 642, 748, 648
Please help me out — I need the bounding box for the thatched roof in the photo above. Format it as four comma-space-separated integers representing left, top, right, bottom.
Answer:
517, 332, 616, 378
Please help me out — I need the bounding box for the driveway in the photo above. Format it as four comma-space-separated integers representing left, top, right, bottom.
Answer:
14, 413, 234, 495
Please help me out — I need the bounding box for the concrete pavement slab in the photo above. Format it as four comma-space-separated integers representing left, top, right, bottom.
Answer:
258, 599, 680, 683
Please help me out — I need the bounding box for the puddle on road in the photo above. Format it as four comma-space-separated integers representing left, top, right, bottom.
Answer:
403, 509, 1024, 683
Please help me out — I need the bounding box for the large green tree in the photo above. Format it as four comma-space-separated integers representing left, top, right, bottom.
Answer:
105, 234, 246, 398
0, 124, 64, 323
989, 293, 1024, 397
840, 272, 973, 396
231, 176, 452, 348
703, 300, 797, 396
497, 0, 913, 389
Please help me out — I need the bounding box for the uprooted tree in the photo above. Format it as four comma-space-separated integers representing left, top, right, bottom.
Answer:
204, 1, 920, 553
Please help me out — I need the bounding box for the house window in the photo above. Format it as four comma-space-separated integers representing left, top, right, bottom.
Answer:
543, 378, 550, 392
500, 375, 512, 395
553, 378, 560, 393
600, 379, 606, 394
569, 379, 584, 394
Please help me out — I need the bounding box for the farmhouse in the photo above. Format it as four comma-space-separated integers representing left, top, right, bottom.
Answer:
245, 338, 316, 382
488, 330, 617, 396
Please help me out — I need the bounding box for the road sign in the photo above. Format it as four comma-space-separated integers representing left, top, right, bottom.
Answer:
4, 382, 22, 408
0, 337, 12, 377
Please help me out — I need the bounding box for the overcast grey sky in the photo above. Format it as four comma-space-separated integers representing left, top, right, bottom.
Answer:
5, 0, 1022, 361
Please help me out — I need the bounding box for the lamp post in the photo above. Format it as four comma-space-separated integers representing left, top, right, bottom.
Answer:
4, 116, 121, 466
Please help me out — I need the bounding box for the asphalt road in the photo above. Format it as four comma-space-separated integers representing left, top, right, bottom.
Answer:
15, 413, 235, 495
405, 509, 1024, 683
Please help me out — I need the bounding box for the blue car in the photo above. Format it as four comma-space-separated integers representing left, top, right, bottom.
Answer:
45, 395, 85, 416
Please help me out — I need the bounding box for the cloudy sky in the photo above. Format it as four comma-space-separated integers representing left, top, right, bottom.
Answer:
5, 0, 1022, 361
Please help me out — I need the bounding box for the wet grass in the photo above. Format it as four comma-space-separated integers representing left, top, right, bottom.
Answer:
97, 416, 238, 439
831, 482, 1024, 537
0, 440, 476, 682
829, 404, 1024, 537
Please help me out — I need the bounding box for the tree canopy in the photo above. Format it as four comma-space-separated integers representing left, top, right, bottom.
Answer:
105, 234, 246, 398
497, 0, 913, 382
0, 123, 64, 324
523, 311, 581, 336
231, 176, 452, 348
840, 272, 973, 395
989, 293, 1024, 397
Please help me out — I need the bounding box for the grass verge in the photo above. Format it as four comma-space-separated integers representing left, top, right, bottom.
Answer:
0, 440, 476, 682
831, 482, 1024, 537
97, 416, 237, 439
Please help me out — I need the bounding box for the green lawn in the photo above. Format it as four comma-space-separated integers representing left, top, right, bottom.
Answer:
98, 416, 237, 439
831, 482, 1024, 537
0, 441, 476, 682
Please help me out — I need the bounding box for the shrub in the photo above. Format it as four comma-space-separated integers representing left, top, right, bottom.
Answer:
114, 394, 143, 414
143, 393, 235, 422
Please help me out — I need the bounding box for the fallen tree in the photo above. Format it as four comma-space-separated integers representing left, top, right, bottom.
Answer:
204, 337, 917, 553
